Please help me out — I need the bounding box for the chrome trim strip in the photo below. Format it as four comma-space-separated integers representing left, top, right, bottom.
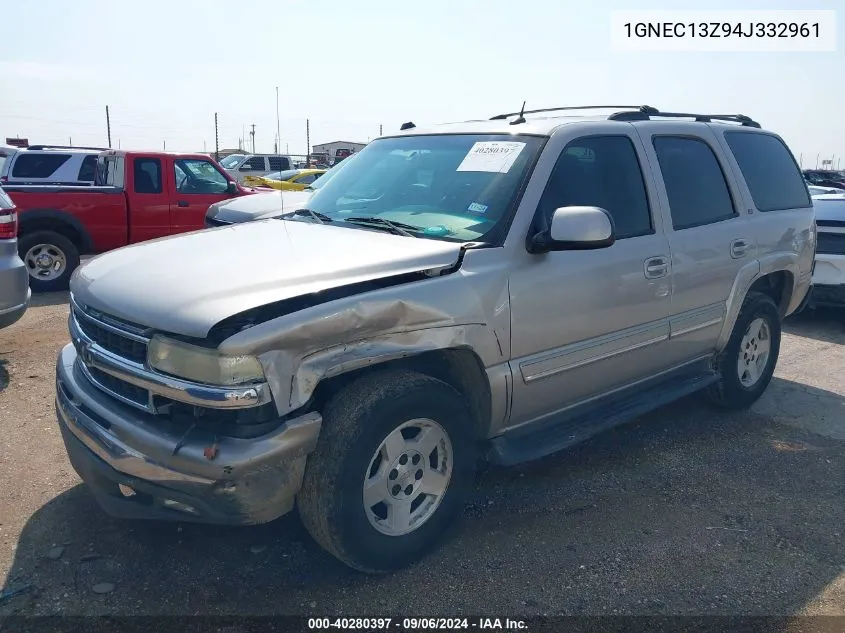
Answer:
70, 313, 272, 410
519, 319, 670, 384
77, 358, 153, 412
70, 295, 151, 343
671, 317, 723, 338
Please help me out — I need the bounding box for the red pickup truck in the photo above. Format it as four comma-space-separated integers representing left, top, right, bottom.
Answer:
5, 150, 257, 292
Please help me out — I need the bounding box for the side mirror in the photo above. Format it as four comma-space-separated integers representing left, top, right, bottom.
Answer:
528, 206, 615, 254
226, 181, 239, 194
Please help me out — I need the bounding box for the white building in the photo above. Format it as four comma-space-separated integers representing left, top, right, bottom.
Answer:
311, 141, 367, 160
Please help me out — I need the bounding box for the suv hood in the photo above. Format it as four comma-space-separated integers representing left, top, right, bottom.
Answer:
207, 190, 312, 224
71, 219, 463, 339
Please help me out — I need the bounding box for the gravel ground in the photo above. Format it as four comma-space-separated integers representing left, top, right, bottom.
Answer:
0, 293, 843, 617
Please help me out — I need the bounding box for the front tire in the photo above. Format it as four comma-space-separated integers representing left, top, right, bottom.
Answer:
18, 231, 80, 293
707, 292, 782, 409
297, 369, 478, 573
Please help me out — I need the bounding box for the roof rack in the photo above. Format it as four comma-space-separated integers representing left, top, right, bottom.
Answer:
491, 105, 761, 128
608, 108, 760, 128
25, 144, 108, 151
490, 105, 655, 121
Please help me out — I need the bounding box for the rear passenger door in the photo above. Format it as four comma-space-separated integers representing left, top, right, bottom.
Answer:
636, 124, 756, 362
127, 156, 171, 243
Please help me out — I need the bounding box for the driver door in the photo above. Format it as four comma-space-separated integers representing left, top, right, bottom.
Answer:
169, 158, 235, 234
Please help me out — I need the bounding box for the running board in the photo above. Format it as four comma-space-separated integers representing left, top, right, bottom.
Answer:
486, 367, 719, 466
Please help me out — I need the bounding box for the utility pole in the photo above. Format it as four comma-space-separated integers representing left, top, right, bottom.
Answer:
799, 153, 803, 168
105, 105, 112, 148
163, 140, 166, 150
214, 112, 219, 162
816, 153, 820, 169
379, 124, 383, 136
306, 119, 311, 167
69, 137, 73, 146
250, 124, 256, 153
275, 86, 281, 155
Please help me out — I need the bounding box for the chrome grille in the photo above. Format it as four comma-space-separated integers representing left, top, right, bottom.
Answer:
70, 297, 155, 412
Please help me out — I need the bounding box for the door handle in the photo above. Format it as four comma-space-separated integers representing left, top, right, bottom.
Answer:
177, 200, 189, 207
730, 238, 749, 259
644, 256, 669, 279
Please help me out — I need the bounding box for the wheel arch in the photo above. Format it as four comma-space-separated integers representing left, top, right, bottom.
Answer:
18, 209, 94, 253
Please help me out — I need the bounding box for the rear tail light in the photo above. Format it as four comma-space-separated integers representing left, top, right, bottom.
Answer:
0, 210, 18, 239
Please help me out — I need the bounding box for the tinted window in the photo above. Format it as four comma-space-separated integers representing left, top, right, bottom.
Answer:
268, 156, 290, 170
99, 156, 125, 188
174, 159, 229, 194
241, 156, 266, 170
653, 136, 736, 230
77, 155, 98, 182
538, 136, 652, 239
296, 173, 318, 185
134, 158, 162, 193
725, 132, 811, 212
11, 153, 72, 178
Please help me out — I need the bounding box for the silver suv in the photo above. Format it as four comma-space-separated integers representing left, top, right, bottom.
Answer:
54, 105, 815, 573
0, 186, 30, 329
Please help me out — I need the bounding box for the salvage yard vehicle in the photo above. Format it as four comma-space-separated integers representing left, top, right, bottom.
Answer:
0, 145, 104, 187
220, 153, 295, 185
806, 193, 845, 308
0, 186, 29, 329
5, 150, 256, 292
251, 168, 327, 191
55, 105, 814, 573
204, 159, 349, 227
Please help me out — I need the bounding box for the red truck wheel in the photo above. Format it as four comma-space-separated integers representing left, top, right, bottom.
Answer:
17, 231, 80, 293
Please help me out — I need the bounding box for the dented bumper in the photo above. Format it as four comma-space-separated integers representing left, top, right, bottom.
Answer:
55, 343, 322, 525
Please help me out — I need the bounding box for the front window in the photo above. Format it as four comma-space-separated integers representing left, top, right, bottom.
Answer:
302, 134, 544, 242
220, 154, 245, 169
174, 159, 229, 194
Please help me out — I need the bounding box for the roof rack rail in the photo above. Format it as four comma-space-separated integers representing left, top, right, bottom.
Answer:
25, 144, 108, 151
608, 109, 760, 128
490, 105, 655, 121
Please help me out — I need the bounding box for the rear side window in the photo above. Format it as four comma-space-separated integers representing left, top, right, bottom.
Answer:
653, 136, 736, 230
724, 132, 811, 212
77, 155, 98, 182
134, 158, 162, 193
11, 153, 72, 178
268, 156, 290, 170
242, 156, 266, 170
0, 187, 13, 209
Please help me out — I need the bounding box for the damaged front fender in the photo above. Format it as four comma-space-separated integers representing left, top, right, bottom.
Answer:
216, 271, 509, 418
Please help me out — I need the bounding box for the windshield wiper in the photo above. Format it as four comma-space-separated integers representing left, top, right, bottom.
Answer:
279, 208, 333, 224
343, 216, 422, 237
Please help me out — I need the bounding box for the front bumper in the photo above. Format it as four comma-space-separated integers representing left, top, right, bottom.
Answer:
55, 343, 322, 525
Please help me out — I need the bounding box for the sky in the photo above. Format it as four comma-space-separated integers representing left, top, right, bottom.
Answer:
0, 0, 842, 166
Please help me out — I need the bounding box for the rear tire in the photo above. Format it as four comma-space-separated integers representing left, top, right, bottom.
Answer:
297, 369, 477, 573
18, 231, 80, 293
707, 292, 781, 409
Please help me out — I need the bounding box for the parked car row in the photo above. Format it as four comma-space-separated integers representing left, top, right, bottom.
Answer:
50, 105, 818, 574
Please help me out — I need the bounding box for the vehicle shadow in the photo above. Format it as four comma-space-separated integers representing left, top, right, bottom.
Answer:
2, 379, 843, 619
29, 291, 70, 309
785, 307, 844, 346
0, 358, 8, 393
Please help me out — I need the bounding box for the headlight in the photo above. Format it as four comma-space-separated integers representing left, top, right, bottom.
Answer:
147, 335, 265, 386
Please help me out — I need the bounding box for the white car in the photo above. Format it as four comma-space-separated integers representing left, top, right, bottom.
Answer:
808, 184, 845, 196
807, 193, 845, 309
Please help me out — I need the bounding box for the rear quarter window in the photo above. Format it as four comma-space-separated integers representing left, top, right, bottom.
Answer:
724, 132, 811, 212
11, 153, 72, 178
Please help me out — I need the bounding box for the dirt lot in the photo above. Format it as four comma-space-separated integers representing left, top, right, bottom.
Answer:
0, 293, 843, 617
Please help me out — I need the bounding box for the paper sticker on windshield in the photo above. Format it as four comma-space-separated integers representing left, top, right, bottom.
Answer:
467, 202, 488, 214
457, 141, 526, 173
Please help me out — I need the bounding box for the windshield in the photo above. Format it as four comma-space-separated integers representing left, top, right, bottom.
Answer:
220, 154, 245, 169
302, 134, 544, 242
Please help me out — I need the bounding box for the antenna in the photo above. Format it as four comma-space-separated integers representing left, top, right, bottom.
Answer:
510, 101, 527, 126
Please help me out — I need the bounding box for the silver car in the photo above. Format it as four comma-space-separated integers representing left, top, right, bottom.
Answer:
55, 106, 814, 573
0, 186, 30, 329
